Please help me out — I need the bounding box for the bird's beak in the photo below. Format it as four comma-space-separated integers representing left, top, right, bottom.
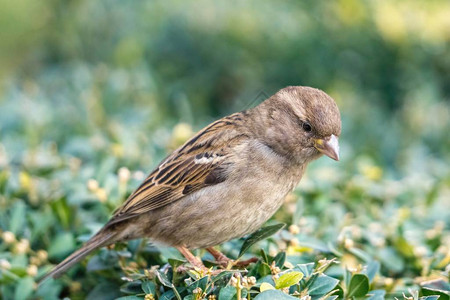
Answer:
314, 134, 340, 161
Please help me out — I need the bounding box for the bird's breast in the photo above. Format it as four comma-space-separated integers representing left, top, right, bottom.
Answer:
138, 140, 306, 249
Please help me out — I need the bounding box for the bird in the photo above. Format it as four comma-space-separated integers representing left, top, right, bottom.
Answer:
39, 86, 341, 283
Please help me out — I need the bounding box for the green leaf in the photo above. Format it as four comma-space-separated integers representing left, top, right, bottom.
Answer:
425, 183, 440, 206
367, 289, 386, 300
211, 271, 234, 284
168, 258, 185, 270
142, 281, 156, 295
347, 274, 370, 298
238, 223, 285, 258
343, 268, 352, 291
419, 297, 440, 300
348, 247, 372, 262
307, 274, 340, 297
187, 276, 209, 293
219, 286, 237, 300
9, 200, 26, 235
50, 198, 72, 229
258, 263, 271, 277
14, 276, 34, 300
0, 268, 20, 284
254, 290, 298, 300
421, 279, 450, 293
421, 279, 450, 300
160, 290, 175, 300
260, 249, 269, 264
86, 254, 116, 272
275, 271, 304, 289
114, 297, 144, 300
157, 271, 182, 300
157, 270, 174, 288
379, 248, 404, 273
35, 278, 64, 299
120, 281, 144, 295
394, 237, 415, 258
363, 261, 380, 283
9, 266, 28, 277
273, 252, 286, 268
260, 282, 275, 292
48, 232, 75, 259
295, 263, 314, 278
257, 275, 276, 286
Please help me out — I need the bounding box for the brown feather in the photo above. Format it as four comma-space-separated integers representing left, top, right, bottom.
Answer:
108, 113, 249, 225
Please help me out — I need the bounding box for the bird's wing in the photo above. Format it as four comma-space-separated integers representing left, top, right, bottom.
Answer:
108, 114, 248, 225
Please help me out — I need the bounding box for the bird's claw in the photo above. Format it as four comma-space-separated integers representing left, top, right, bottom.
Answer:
176, 264, 224, 276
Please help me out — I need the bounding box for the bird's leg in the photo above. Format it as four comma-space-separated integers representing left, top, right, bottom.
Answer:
206, 247, 233, 268
206, 247, 259, 268
176, 246, 209, 271
176, 246, 205, 268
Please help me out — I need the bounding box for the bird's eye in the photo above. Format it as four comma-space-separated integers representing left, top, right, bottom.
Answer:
302, 122, 312, 132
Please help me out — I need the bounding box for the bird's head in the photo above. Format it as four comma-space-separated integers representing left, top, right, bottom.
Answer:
255, 86, 341, 163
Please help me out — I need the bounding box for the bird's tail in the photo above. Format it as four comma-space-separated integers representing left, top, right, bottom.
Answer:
38, 229, 117, 285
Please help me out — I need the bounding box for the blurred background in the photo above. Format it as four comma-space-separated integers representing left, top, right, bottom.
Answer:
0, 0, 449, 299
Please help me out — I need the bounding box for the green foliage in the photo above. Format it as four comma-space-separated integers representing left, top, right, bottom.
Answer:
0, 0, 450, 299
347, 274, 369, 298
275, 272, 304, 290
238, 223, 285, 258
254, 290, 297, 300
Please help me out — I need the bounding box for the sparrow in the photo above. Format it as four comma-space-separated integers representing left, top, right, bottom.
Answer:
40, 86, 341, 282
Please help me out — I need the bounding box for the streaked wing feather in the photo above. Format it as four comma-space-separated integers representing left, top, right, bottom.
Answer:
108, 113, 248, 225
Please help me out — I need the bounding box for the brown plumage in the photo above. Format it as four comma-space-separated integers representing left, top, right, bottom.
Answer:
40, 86, 341, 282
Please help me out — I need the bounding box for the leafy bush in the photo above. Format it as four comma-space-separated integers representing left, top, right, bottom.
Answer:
0, 114, 448, 298
0, 0, 449, 299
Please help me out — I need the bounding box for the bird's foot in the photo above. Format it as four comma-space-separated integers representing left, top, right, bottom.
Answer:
175, 246, 223, 276
232, 257, 259, 267
206, 247, 258, 269
176, 262, 225, 277
216, 256, 259, 269
175, 246, 257, 276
